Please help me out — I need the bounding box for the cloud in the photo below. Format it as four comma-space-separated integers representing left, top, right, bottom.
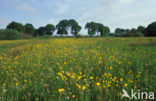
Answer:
15, 3, 38, 13
117, 0, 135, 4
4, 0, 21, 3
0, 18, 10, 29
80, 7, 86, 11
0, 0, 156, 34
55, 1, 70, 14
48, 19, 57, 25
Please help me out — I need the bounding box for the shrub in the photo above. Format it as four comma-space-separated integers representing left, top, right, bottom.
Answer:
115, 32, 144, 37
0, 29, 22, 40
123, 32, 144, 37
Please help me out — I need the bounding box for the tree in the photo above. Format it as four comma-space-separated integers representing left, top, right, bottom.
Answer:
130, 28, 137, 33
144, 22, 156, 37
34, 27, 46, 36
68, 19, 81, 36
56, 19, 69, 36
85, 22, 98, 36
137, 26, 145, 33
24, 23, 35, 34
44, 24, 55, 35
6, 21, 24, 32
115, 28, 126, 34
97, 23, 110, 36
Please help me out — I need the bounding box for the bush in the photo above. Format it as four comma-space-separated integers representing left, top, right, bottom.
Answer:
115, 32, 144, 37
123, 32, 144, 37
0, 29, 22, 40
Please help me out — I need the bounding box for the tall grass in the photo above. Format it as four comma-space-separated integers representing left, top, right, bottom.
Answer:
0, 37, 155, 100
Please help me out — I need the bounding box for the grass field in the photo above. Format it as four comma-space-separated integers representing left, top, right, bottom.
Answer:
0, 37, 156, 101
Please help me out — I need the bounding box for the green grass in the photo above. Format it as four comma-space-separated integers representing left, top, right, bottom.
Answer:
0, 37, 155, 101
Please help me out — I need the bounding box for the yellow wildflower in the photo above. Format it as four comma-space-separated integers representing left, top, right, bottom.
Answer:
58, 88, 65, 92
16, 83, 19, 86
124, 83, 127, 87
82, 86, 86, 90
3, 83, 6, 86
90, 77, 94, 79
96, 82, 100, 86
72, 94, 75, 98
120, 78, 123, 82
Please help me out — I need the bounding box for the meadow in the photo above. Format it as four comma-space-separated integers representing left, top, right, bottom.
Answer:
0, 37, 155, 101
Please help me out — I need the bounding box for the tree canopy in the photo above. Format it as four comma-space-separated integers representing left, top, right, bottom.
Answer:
6, 21, 24, 32
144, 22, 156, 37
85, 22, 110, 36
44, 24, 55, 35
56, 19, 81, 36
114, 27, 144, 37
85, 22, 98, 36
4, 20, 156, 38
97, 23, 110, 36
56, 19, 69, 36
68, 19, 81, 36
34, 27, 46, 36
24, 23, 35, 34
137, 26, 145, 33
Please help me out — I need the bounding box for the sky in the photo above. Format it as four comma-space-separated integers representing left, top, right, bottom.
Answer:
0, 0, 156, 34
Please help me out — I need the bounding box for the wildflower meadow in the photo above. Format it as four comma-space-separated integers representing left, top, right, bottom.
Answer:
0, 37, 155, 100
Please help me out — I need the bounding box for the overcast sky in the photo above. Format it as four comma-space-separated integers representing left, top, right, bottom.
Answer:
0, 0, 156, 34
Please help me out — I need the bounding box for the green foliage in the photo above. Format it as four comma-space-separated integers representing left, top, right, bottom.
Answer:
68, 19, 82, 36
0, 38, 155, 100
107, 33, 115, 37
115, 27, 144, 37
85, 22, 110, 36
115, 28, 128, 34
24, 23, 35, 34
85, 22, 98, 36
144, 22, 156, 37
115, 32, 144, 37
34, 24, 55, 36
56, 19, 69, 36
6, 21, 24, 32
137, 26, 145, 33
97, 23, 110, 36
44, 24, 55, 35
34, 27, 46, 36
0, 29, 22, 40
56, 19, 81, 36
130, 28, 137, 33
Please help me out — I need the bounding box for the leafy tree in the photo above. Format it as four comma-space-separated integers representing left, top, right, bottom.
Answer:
34, 27, 46, 36
115, 27, 144, 37
130, 28, 137, 33
6, 21, 24, 32
97, 23, 110, 36
68, 19, 81, 36
144, 22, 156, 37
85, 22, 98, 36
24, 23, 35, 34
107, 33, 115, 37
137, 26, 145, 33
115, 28, 127, 34
56, 19, 69, 36
44, 24, 55, 35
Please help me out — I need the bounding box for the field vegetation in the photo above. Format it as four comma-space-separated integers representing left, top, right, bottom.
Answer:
0, 37, 155, 100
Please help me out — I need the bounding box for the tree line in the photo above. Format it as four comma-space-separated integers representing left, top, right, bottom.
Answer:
2, 19, 156, 38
